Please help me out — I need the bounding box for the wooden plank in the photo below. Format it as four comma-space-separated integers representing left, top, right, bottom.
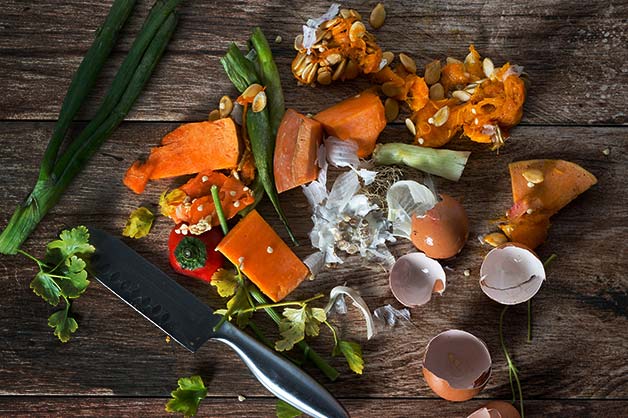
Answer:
0, 1, 626, 123
0, 397, 627, 417
0, 122, 626, 400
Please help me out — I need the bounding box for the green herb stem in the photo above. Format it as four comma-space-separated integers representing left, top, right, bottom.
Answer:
210, 185, 230, 235
238, 293, 325, 315
499, 306, 525, 418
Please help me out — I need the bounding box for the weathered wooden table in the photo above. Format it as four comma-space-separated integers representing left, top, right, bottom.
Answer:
1, 1, 626, 417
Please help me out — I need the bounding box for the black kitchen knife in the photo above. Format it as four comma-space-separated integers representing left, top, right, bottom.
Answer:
88, 227, 349, 418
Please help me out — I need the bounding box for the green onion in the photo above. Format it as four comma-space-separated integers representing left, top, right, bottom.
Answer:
372, 143, 471, 182
0, 1, 181, 255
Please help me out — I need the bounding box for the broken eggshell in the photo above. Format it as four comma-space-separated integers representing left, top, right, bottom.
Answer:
411, 194, 469, 259
480, 243, 546, 305
422, 329, 492, 402
389, 253, 446, 308
467, 401, 521, 418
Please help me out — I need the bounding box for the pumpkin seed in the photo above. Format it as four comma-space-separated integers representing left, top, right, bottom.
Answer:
432, 106, 450, 127
483, 57, 495, 78
349, 9, 362, 20
369, 3, 386, 29
483, 232, 508, 247
522, 168, 544, 184
405, 118, 417, 136
429, 83, 445, 100
399, 53, 417, 74
340, 9, 352, 19
344, 59, 360, 80
332, 58, 347, 80
382, 51, 394, 65
275, 35, 282, 44
452, 90, 471, 102
424, 59, 441, 85
317, 70, 332, 85
464, 51, 477, 65
294, 34, 304, 51
305, 62, 319, 84
322, 17, 341, 29
208, 109, 220, 121
252, 91, 267, 113
384, 98, 399, 122
219, 95, 233, 118
292, 52, 307, 73
349, 21, 366, 42
325, 52, 342, 66
242, 83, 264, 101
446, 57, 462, 65
382, 81, 403, 97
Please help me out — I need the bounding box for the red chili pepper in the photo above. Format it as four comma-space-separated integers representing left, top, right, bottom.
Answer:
168, 226, 224, 282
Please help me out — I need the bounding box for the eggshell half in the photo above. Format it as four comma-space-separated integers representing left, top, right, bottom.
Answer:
422, 329, 492, 402
411, 194, 469, 259
467, 401, 521, 418
389, 253, 446, 307
480, 243, 546, 305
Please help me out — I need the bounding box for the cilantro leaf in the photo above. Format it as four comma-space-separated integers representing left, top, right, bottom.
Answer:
275, 306, 326, 351
122, 207, 155, 239
335, 340, 364, 375
46, 225, 95, 260
56, 255, 90, 298
48, 308, 78, 343
165, 375, 207, 417
276, 400, 303, 418
210, 269, 239, 297
30, 271, 61, 306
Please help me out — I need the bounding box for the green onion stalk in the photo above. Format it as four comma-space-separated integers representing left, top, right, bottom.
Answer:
0, 0, 182, 254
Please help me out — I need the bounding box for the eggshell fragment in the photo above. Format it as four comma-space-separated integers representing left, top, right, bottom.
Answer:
389, 253, 446, 307
422, 329, 492, 401
480, 243, 546, 305
467, 401, 521, 418
411, 194, 469, 259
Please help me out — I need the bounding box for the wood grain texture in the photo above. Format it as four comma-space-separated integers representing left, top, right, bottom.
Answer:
1, 0, 627, 416
0, 1, 626, 124
1, 397, 627, 418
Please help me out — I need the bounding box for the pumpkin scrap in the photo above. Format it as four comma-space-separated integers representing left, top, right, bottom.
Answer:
393, 45, 527, 149
216, 210, 309, 302
274, 109, 323, 193
498, 160, 597, 249
160, 171, 254, 235
314, 90, 386, 158
292, 8, 383, 86
123, 118, 240, 194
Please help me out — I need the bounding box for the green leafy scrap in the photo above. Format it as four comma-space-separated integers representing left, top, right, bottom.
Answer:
276, 400, 303, 418
210, 268, 239, 298
20, 225, 94, 342
334, 340, 364, 375
165, 375, 208, 417
275, 306, 326, 352
122, 206, 155, 239
48, 306, 79, 343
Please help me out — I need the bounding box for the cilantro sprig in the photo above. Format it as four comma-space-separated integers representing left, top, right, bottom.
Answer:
19, 225, 95, 342
165, 375, 208, 417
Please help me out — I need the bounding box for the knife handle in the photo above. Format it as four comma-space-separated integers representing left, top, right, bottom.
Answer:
214, 323, 349, 418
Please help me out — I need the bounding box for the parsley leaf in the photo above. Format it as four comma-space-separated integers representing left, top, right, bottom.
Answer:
48, 307, 78, 343
276, 306, 327, 351
210, 269, 239, 297
30, 271, 61, 306
46, 225, 95, 260
165, 375, 207, 417
122, 207, 155, 239
56, 255, 90, 298
333, 340, 364, 375
276, 400, 303, 418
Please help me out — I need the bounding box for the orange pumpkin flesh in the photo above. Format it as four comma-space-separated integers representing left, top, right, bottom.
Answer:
500, 160, 597, 249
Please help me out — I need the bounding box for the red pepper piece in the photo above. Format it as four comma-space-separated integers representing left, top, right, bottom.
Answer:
168, 226, 224, 282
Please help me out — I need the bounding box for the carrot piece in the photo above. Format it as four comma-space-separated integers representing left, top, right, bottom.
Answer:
274, 109, 322, 193
123, 118, 240, 194
314, 90, 386, 158
216, 210, 308, 302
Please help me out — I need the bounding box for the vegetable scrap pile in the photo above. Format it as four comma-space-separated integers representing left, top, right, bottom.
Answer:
0, 2, 601, 418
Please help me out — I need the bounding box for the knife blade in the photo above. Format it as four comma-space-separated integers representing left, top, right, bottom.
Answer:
88, 227, 349, 418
